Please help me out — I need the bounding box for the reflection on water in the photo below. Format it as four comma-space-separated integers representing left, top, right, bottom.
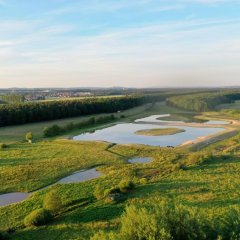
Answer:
57, 168, 102, 184
0, 192, 29, 207
74, 122, 224, 147
128, 157, 152, 164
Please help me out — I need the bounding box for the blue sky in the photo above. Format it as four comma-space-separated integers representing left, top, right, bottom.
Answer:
0, 0, 240, 88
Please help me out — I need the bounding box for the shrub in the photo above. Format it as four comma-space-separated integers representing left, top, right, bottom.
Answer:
93, 200, 212, 240
104, 187, 125, 202
119, 180, 135, 193
139, 177, 148, 185
179, 163, 187, 170
43, 190, 62, 214
120, 205, 172, 240
43, 124, 63, 137
220, 207, 240, 240
25, 132, 33, 143
0, 143, 7, 150
24, 208, 51, 227
104, 187, 121, 197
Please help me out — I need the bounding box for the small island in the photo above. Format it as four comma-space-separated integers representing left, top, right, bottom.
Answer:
135, 128, 186, 136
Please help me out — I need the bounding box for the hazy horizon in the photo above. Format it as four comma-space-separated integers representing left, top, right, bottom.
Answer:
0, 0, 240, 88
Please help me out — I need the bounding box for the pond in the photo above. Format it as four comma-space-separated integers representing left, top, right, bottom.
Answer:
73, 122, 224, 147
57, 168, 102, 184
0, 192, 30, 207
128, 157, 152, 164
0, 168, 102, 207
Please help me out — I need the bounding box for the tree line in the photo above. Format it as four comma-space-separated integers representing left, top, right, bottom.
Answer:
0, 94, 167, 127
166, 91, 240, 112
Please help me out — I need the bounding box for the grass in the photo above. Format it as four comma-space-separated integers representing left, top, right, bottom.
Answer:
135, 127, 185, 136
1, 101, 240, 239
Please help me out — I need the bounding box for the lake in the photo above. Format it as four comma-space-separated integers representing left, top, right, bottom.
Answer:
73, 122, 224, 147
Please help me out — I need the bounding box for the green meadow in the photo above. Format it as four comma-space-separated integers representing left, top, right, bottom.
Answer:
0, 100, 240, 240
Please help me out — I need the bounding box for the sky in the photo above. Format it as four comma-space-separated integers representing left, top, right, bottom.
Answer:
0, 0, 240, 88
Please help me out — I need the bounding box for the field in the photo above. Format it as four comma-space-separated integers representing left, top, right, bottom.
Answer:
1, 97, 240, 240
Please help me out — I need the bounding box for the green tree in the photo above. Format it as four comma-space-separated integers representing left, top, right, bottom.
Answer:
43, 190, 62, 214
25, 132, 33, 143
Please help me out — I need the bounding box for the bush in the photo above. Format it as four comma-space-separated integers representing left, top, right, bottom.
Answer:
120, 205, 172, 240
93, 200, 212, 240
139, 177, 148, 185
104, 187, 121, 197
43, 190, 62, 214
220, 207, 240, 240
43, 124, 63, 137
119, 180, 135, 193
0, 143, 7, 150
24, 208, 51, 227
25, 132, 33, 143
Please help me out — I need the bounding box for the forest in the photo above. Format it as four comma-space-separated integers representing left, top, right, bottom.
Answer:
0, 94, 173, 127
166, 91, 240, 112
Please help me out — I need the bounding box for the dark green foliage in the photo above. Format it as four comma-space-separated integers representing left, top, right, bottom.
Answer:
0, 143, 7, 150
43, 190, 63, 214
23, 208, 51, 227
220, 208, 240, 240
43, 125, 62, 137
118, 180, 135, 193
43, 115, 117, 137
0, 93, 174, 127
167, 91, 240, 112
104, 187, 121, 197
0, 96, 142, 127
93, 200, 240, 240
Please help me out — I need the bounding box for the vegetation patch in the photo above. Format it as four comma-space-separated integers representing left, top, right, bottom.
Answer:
135, 127, 185, 136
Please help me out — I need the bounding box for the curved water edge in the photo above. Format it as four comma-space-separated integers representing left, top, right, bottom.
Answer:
135, 114, 230, 125
128, 157, 152, 164
0, 192, 30, 208
0, 167, 102, 208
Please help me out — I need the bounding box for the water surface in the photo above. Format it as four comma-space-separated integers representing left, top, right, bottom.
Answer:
0, 192, 29, 207
57, 168, 102, 184
128, 157, 152, 164
74, 122, 224, 147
